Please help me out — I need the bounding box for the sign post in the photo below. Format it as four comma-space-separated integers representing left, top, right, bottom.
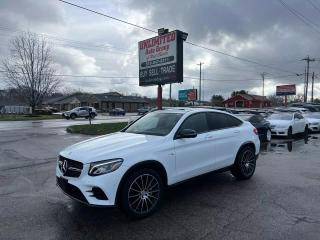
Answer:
139, 29, 188, 109
276, 84, 296, 107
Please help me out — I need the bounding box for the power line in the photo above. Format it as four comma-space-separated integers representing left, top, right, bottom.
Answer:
0, 26, 134, 55
278, 0, 320, 35
307, 0, 320, 15
0, 70, 301, 83
57, 0, 157, 33
185, 41, 297, 74
57, 0, 298, 75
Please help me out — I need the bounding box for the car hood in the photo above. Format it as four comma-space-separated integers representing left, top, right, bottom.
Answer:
306, 117, 320, 124
59, 132, 164, 164
268, 119, 291, 127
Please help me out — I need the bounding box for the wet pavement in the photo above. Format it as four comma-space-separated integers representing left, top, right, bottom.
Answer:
1, 125, 320, 240
0, 113, 138, 131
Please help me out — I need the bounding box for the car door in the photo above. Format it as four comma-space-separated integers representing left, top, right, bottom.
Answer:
173, 112, 212, 182
296, 113, 306, 133
205, 112, 243, 169
78, 107, 88, 117
293, 113, 304, 133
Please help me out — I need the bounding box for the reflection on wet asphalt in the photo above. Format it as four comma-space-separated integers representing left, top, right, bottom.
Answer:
1, 125, 320, 240
261, 134, 319, 153
0, 114, 138, 131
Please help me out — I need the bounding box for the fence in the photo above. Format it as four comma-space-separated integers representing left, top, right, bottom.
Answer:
0, 105, 32, 114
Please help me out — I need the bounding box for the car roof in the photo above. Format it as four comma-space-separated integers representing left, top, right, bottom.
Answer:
153, 107, 231, 115
237, 113, 254, 117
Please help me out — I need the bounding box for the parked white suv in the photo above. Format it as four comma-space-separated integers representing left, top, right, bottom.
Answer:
57, 108, 260, 218
62, 107, 97, 120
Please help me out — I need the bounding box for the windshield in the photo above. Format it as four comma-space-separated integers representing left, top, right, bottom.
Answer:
268, 113, 292, 120
124, 111, 182, 136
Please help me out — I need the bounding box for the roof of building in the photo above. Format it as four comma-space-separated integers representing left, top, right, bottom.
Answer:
223, 93, 270, 103
95, 93, 147, 103
47, 92, 148, 105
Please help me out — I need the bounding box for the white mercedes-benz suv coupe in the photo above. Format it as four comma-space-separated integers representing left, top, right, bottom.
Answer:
57, 108, 260, 218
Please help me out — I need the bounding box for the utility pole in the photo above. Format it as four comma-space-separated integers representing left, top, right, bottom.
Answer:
261, 72, 268, 96
311, 72, 315, 102
197, 62, 204, 103
302, 56, 315, 102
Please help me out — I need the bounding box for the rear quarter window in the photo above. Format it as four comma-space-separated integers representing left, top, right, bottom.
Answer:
207, 112, 242, 131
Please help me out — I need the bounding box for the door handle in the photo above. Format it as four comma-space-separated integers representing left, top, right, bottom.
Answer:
233, 130, 240, 134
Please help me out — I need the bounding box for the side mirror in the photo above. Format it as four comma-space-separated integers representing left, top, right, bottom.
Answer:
177, 129, 197, 139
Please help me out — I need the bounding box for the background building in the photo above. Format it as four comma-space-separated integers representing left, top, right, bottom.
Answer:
45, 92, 148, 112
223, 94, 271, 108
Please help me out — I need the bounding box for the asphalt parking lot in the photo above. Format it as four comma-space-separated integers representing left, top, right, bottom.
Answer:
1, 122, 320, 240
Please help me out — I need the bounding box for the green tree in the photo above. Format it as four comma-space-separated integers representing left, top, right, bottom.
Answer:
231, 90, 247, 97
211, 95, 224, 106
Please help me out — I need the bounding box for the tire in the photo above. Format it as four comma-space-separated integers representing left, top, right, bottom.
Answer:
231, 146, 256, 180
120, 168, 163, 219
287, 127, 293, 139
70, 113, 76, 120
266, 129, 272, 142
304, 125, 308, 136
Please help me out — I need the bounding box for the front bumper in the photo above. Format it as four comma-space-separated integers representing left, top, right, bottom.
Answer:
56, 162, 128, 206
270, 127, 288, 136
308, 124, 320, 132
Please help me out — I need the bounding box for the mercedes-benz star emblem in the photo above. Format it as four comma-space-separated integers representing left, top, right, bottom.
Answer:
62, 160, 68, 175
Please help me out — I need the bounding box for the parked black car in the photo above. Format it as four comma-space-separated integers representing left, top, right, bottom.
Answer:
237, 114, 271, 142
137, 107, 151, 115
109, 108, 126, 116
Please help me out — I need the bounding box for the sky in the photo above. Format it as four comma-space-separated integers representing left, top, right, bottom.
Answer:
0, 0, 320, 101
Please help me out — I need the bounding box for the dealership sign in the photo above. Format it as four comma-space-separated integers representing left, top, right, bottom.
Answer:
139, 30, 184, 86
276, 84, 296, 96
178, 89, 198, 101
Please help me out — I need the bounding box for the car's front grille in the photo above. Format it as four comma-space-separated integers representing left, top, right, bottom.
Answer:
58, 156, 83, 177
56, 177, 88, 204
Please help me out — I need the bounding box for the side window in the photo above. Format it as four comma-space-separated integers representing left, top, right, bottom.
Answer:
250, 115, 259, 123
297, 113, 304, 119
79, 107, 86, 111
256, 115, 264, 122
179, 113, 209, 134
207, 112, 242, 131
294, 114, 299, 119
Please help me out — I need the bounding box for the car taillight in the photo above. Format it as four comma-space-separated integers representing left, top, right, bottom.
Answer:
253, 128, 258, 135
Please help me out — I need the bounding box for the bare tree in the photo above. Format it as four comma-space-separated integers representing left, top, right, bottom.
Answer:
1, 32, 60, 113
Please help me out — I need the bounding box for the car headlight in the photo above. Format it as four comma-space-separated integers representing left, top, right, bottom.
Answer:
88, 158, 123, 176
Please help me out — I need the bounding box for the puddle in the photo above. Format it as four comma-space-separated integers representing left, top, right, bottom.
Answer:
260, 134, 319, 154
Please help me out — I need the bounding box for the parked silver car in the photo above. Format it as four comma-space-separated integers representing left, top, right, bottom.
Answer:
62, 107, 97, 120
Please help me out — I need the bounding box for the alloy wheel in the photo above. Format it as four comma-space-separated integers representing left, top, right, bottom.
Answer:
267, 130, 272, 142
240, 149, 256, 177
127, 174, 160, 214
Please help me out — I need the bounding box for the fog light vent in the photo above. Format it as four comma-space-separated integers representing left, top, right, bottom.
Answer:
91, 187, 108, 200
